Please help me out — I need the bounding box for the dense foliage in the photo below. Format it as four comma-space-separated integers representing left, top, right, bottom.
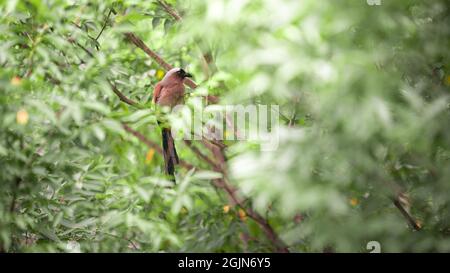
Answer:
0, 0, 449, 252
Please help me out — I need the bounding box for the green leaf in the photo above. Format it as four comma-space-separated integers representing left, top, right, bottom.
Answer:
84, 101, 111, 115
193, 171, 223, 180
122, 109, 154, 123
152, 17, 161, 28
102, 119, 125, 135
164, 19, 173, 33
92, 124, 106, 141
60, 218, 97, 229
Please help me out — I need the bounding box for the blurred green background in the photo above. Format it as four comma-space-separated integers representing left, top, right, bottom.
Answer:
0, 0, 449, 252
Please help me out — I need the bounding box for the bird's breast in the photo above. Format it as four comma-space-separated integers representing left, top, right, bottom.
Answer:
157, 85, 185, 108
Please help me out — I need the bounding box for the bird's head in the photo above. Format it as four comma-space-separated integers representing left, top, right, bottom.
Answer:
163, 68, 192, 83
175, 68, 192, 79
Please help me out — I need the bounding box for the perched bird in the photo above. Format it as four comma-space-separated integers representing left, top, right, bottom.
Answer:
152, 68, 192, 182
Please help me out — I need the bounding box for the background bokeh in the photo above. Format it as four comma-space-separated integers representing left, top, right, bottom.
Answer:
0, 0, 449, 252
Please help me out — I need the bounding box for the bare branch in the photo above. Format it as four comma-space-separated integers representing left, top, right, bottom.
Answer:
122, 123, 162, 152
198, 129, 289, 252
108, 80, 139, 107
125, 32, 172, 70
74, 41, 95, 58
183, 140, 217, 168
392, 197, 421, 231
157, 0, 183, 22
10, 177, 22, 213
384, 180, 422, 231
155, 1, 218, 80
220, 178, 289, 252
124, 32, 197, 89
96, 9, 113, 41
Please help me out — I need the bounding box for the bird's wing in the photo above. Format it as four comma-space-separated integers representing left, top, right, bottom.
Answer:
152, 82, 162, 104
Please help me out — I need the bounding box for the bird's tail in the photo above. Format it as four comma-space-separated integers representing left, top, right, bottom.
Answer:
161, 127, 179, 182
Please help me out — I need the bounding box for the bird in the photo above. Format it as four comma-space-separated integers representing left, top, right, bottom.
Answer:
152, 67, 192, 182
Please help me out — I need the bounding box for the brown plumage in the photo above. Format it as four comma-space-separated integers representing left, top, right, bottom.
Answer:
152, 68, 192, 182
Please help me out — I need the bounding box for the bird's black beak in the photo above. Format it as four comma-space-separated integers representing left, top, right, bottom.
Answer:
177, 69, 193, 79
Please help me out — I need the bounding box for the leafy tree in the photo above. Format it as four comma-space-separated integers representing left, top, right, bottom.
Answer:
0, 0, 448, 252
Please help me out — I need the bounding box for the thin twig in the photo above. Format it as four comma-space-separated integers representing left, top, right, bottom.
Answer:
156, 0, 218, 81
124, 32, 197, 89
122, 123, 162, 153
75, 41, 94, 57
288, 96, 300, 127
384, 180, 422, 231
108, 80, 139, 106
272, 107, 290, 124
98, 231, 139, 250
96, 9, 113, 41
392, 197, 421, 231
198, 127, 289, 252
183, 140, 217, 168
125, 32, 172, 70
221, 178, 289, 253
157, 0, 182, 22
9, 177, 22, 213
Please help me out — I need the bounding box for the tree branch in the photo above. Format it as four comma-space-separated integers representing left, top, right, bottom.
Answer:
96, 9, 113, 41
10, 177, 22, 213
183, 140, 217, 168
75, 41, 94, 58
108, 80, 139, 107
384, 180, 422, 231
157, 0, 183, 22
392, 197, 421, 231
124, 32, 197, 89
97, 231, 139, 251
222, 181, 289, 253
123, 31, 289, 252
125, 32, 172, 70
188, 130, 289, 252
155, 1, 218, 80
